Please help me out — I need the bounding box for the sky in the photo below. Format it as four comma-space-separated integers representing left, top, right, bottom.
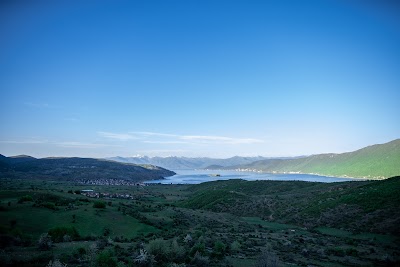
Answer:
0, 0, 399, 158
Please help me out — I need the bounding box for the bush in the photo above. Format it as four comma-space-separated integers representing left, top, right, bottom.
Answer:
191, 251, 209, 267
63, 234, 72, 242
96, 250, 117, 267
103, 227, 111, 236
189, 242, 205, 257
147, 238, 170, 263
213, 241, 226, 259
48, 226, 80, 242
38, 233, 53, 250
256, 249, 281, 267
169, 239, 186, 262
230, 240, 241, 253
77, 246, 86, 255
94, 201, 106, 209
46, 259, 67, 267
134, 248, 155, 267
18, 195, 33, 203
42, 202, 57, 210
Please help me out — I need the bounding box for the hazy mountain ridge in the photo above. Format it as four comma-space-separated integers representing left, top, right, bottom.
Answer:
0, 155, 175, 182
209, 139, 400, 179
107, 155, 273, 170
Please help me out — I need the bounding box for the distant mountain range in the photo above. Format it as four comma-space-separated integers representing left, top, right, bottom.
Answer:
0, 155, 175, 182
107, 156, 297, 170
208, 139, 400, 179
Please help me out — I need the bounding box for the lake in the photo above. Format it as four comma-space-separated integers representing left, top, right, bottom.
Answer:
146, 169, 361, 184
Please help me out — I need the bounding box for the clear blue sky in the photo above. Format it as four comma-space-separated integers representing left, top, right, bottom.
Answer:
1, 0, 399, 158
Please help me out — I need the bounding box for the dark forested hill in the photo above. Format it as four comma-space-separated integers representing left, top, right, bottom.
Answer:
0, 155, 175, 182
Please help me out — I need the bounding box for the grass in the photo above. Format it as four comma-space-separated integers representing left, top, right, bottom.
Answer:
316, 227, 398, 245
316, 227, 353, 238
0, 191, 159, 240
241, 217, 296, 231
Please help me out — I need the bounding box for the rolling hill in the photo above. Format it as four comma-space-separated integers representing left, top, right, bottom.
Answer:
182, 176, 400, 235
209, 139, 400, 179
0, 155, 175, 182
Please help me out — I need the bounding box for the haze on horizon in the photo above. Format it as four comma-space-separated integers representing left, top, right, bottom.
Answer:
1, 0, 399, 159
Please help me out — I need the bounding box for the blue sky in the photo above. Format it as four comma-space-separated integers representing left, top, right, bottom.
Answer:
1, 0, 399, 158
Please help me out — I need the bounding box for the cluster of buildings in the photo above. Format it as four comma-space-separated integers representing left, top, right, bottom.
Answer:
77, 178, 147, 186
80, 189, 135, 200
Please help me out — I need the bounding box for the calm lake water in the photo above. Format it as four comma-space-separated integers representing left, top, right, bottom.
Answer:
146, 169, 360, 184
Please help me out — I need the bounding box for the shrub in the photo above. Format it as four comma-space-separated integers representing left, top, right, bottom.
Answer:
213, 241, 226, 259
189, 242, 205, 257
96, 250, 117, 267
256, 248, 281, 267
230, 240, 241, 253
191, 251, 209, 267
169, 239, 186, 262
42, 202, 57, 210
77, 246, 86, 255
94, 201, 106, 209
147, 238, 170, 263
103, 227, 111, 236
134, 248, 155, 267
38, 233, 53, 250
18, 195, 33, 203
48, 226, 80, 242
46, 259, 67, 267
63, 234, 71, 242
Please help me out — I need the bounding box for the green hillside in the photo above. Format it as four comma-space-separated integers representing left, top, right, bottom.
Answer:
236, 139, 400, 179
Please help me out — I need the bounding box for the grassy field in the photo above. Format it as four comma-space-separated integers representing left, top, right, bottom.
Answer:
0, 177, 399, 266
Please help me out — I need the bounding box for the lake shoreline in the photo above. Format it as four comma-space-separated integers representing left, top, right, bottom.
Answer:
146, 169, 367, 184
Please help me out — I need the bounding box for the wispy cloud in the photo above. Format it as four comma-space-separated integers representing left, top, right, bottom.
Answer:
55, 142, 120, 149
142, 141, 189, 144
181, 135, 264, 144
24, 102, 57, 109
131, 131, 178, 138
0, 140, 48, 144
98, 131, 138, 141
98, 131, 264, 145
0, 139, 118, 149
64, 117, 79, 122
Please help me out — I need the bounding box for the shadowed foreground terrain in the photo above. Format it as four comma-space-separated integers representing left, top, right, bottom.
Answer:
0, 176, 399, 266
